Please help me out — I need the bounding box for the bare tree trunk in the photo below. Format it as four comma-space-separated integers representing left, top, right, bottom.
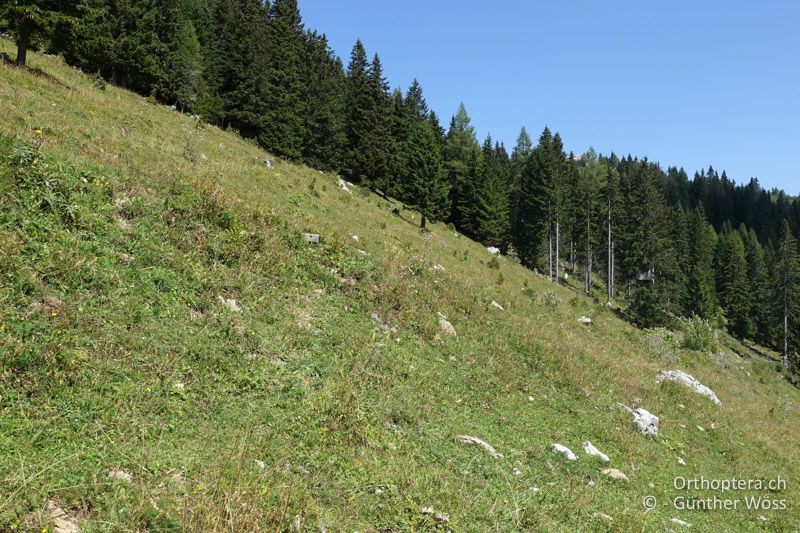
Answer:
784, 300, 790, 370
420, 214, 426, 230
607, 200, 614, 305
586, 197, 592, 294
548, 201, 553, 282
555, 210, 560, 283
15, 37, 28, 66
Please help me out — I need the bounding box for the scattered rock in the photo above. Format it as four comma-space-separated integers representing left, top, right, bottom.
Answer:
374, 487, 383, 495
419, 507, 449, 523
433, 264, 445, 272
670, 517, 692, 528
303, 233, 320, 244
438, 313, 457, 337
38, 296, 64, 318
490, 301, 504, 311
455, 434, 502, 458
255, 460, 266, 470
486, 246, 500, 255
594, 512, 613, 522
552, 443, 577, 461
264, 159, 274, 171
531, 486, 541, 494
352, 235, 359, 241
583, 441, 610, 462
601, 468, 629, 482
45, 501, 80, 533
656, 370, 721, 405
108, 469, 133, 483
618, 403, 659, 437
578, 316, 592, 325
337, 178, 351, 194
696, 426, 705, 432
118, 252, 134, 264
678, 457, 686, 466
217, 296, 242, 313
513, 467, 523, 476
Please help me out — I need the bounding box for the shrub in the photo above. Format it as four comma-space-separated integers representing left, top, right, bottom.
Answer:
487, 256, 500, 269
678, 315, 720, 353
644, 327, 680, 361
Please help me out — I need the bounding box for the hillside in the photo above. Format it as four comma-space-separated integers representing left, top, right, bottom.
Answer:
0, 42, 798, 532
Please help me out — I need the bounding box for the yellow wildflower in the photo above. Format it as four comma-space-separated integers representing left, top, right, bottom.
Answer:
34, 129, 43, 136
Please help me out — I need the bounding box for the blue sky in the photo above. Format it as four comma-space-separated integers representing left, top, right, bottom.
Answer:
299, 0, 800, 193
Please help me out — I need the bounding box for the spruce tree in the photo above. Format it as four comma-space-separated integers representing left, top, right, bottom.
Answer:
0, 0, 77, 65
684, 207, 718, 319
301, 32, 346, 170
714, 224, 753, 338
775, 220, 800, 370
260, 0, 306, 159
740, 225, 771, 345
444, 104, 481, 235
472, 135, 511, 248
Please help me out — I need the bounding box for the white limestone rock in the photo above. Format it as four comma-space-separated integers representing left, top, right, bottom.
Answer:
455, 434, 502, 458
656, 370, 721, 405
582, 441, 610, 462
618, 403, 659, 437
552, 443, 577, 461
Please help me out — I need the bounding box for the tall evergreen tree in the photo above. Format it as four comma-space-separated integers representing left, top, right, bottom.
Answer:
684, 207, 718, 319
260, 0, 305, 159
300, 31, 346, 170
472, 135, 511, 248
444, 103, 481, 234
714, 223, 753, 338
775, 220, 800, 370
0, 0, 77, 65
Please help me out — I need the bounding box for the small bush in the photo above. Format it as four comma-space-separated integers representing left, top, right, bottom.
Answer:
644, 327, 680, 361
488, 256, 500, 269
543, 290, 560, 310
679, 315, 720, 353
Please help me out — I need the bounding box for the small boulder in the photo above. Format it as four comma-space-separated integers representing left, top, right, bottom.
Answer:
670, 517, 692, 528
455, 434, 502, 458
352, 235, 359, 241
337, 178, 352, 194
217, 296, 242, 313
578, 316, 592, 325
618, 403, 659, 437
432, 264, 445, 272
582, 441, 610, 462
552, 443, 577, 461
46, 501, 80, 533
264, 159, 274, 170
438, 313, 457, 337
486, 246, 500, 255
108, 469, 133, 483
656, 370, 721, 405
490, 301, 504, 311
303, 233, 320, 244
601, 468, 629, 482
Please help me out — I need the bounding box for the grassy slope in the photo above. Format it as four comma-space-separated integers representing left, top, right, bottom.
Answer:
0, 43, 797, 532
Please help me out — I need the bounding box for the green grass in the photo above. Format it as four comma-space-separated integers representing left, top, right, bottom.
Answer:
0, 42, 798, 532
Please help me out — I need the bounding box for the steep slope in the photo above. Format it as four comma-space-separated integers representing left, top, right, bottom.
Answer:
0, 42, 798, 532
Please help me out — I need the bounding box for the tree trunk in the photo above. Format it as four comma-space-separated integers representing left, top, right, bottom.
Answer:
784, 300, 789, 370
15, 37, 28, 66
586, 197, 592, 294
555, 211, 560, 283
420, 214, 426, 230
548, 201, 553, 282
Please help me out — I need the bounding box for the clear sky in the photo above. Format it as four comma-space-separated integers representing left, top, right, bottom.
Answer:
299, 0, 800, 193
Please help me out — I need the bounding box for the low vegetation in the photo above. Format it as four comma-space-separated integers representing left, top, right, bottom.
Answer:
0, 43, 798, 532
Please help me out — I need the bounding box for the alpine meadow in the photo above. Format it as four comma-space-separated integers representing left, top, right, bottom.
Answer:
0, 1, 799, 532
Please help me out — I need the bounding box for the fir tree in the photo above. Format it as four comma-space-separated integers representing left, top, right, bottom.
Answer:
260, 0, 306, 159
300, 32, 346, 170
472, 135, 511, 248
775, 220, 800, 370
715, 224, 753, 338
0, 0, 77, 65
684, 207, 718, 319
444, 103, 481, 234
